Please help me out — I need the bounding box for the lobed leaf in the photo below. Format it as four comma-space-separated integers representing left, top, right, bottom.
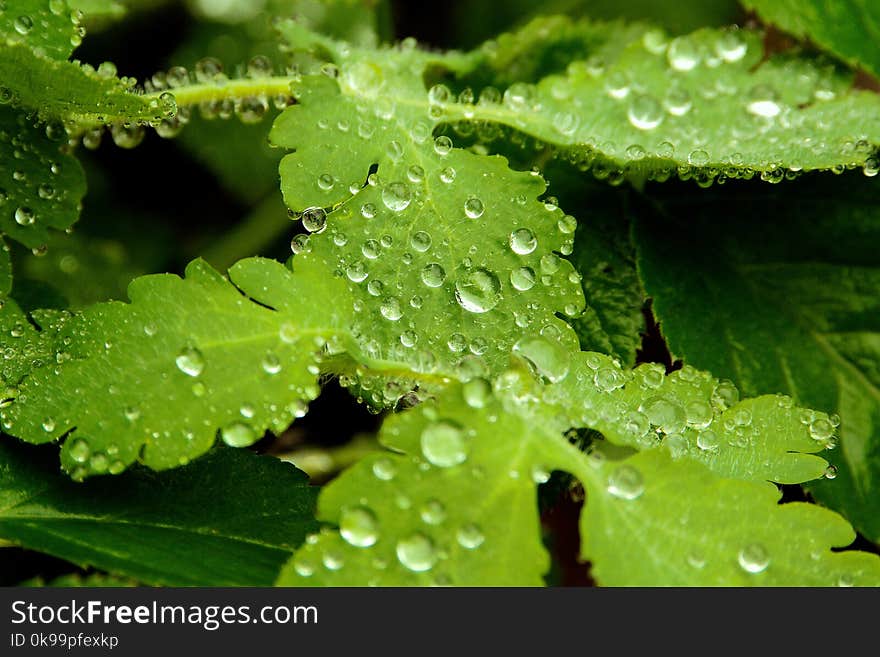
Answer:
0, 440, 319, 586
0, 106, 86, 252
0, 257, 353, 477
580, 448, 880, 586
633, 175, 880, 540
279, 364, 880, 586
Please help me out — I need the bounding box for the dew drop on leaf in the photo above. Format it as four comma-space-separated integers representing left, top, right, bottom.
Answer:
396, 532, 437, 572
509, 228, 537, 255
372, 457, 396, 481
737, 543, 770, 574
628, 94, 663, 130
606, 464, 645, 500
512, 337, 570, 383
454, 268, 501, 313
509, 266, 536, 291
175, 346, 205, 377
420, 499, 446, 525
220, 422, 258, 447
340, 506, 379, 547
420, 263, 446, 288
382, 182, 411, 212
456, 524, 485, 549
420, 420, 467, 467
464, 196, 484, 219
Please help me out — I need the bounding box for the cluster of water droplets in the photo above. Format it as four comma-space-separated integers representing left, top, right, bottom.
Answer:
0, 108, 75, 254
0, 0, 86, 56
284, 119, 582, 387
430, 25, 880, 186
72, 54, 292, 150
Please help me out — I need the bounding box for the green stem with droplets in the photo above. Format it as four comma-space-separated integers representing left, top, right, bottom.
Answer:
145, 76, 293, 109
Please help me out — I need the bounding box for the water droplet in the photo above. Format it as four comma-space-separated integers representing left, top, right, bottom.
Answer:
464, 196, 484, 219
382, 182, 411, 212
372, 457, 396, 481
594, 367, 626, 392
513, 337, 570, 383
746, 85, 781, 118
688, 149, 710, 166
456, 524, 485, 549
410, 231, 432, 252
455, 268, 501, 313
509, 266, 536, 291
69, 438, 90, 463
13, 15, 33, 35
396, 532, 437, 572
715, 30, 747, 62
221, 422, 258, 447
809, 417, 834, 441
42, 417, 56, 432
340, 505, 379, 547
439, 167, 456, 184
663, 88, 692, 116
301, 207, 327, 233
421, 263, 446, 288
176, 346, 204, 377
14, 207, 34, 226
667, 37, 700, 71
509, 228, 537, 255
293, 554, 316, 577
322, 549, 344, 571
462, 378, 492, 408
606, 464, 644, 500
824, 464, 838, 479
696, 430, 719, 452
628, 94, 663, 130
346, 261, 368, 283
421, 420, 467, 467
737, 543, 770, 574
434, 135, 453, 156
380, 296, 403, 321
420, 499, 446, 525
262, 351, 282, 374
685, 400, 713, 429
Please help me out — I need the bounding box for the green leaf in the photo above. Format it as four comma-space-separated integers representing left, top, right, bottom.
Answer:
546, 353, 832, 485
271, 35, 583, 382
632, 175, 880, 540
567, 190, 645, 364
0, 106, 86, 251
0, 0, 80, 61
279, 360, 879, 585
0, 440, 319, 586
0, 42, 164, 127
0, 257, 351, 477
0, 238, 10, 299
580, 448, 880, 585
278, 375, 581, 585
743, 0, 880, 78
442, 23, 880, 180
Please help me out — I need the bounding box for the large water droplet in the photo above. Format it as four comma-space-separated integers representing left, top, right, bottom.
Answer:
628, 94, 663, 130
421, 263, 446, 288
382, 181, 411, 212
176, 346, 204, 377
464, 196, 484, 219
396, 532, 437, 572
455, 268, 501, 313
737, 543, 770, 574
421, 420, 467, 467
606, 464, 645, 500
14, 207, 34, 226
746, 85, 781, 118
509, 266, 536, 291
509, 228, 537, 255
667, 36, 699, 71
221, 422, 258, 447
420, 499, 446, 525
301, 207, 327, 233
512, 337, 569, 383
456, 524, 485, 549
380, 296, 403, 321
340, 505, 379, 547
